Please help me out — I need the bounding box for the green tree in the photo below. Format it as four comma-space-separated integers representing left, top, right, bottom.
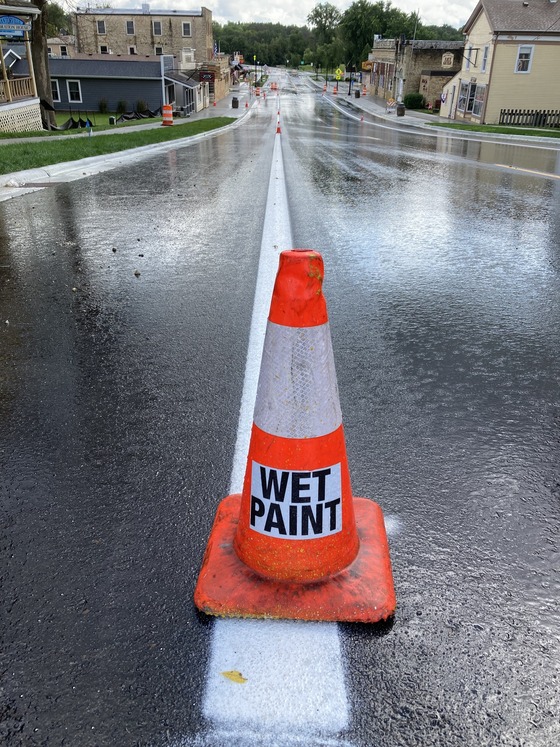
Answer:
31, 0, 55, 128
45, 2, 72, 38
307, 3, 341, 45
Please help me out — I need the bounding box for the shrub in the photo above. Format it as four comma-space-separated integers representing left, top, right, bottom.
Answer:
403, 92, 425, 109
98, 98, 108, 113
136, 99, 148, 113
116, 100, 128, 114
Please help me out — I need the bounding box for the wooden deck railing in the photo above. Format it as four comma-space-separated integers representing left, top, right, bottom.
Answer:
0, 77, 35, 103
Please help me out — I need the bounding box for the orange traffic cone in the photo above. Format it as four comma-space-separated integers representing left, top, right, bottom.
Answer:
194, 249, 396, 623
333, 85, 338, 95
276, 116, 282, 134
362, 85, 367, 96
245, 101, 249, 108
323, 83, 327, 92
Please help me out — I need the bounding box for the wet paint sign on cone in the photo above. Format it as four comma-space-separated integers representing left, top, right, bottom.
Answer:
194, 250, 396, 623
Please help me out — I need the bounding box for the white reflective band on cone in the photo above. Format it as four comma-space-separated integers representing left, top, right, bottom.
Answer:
253, 321, 342, 439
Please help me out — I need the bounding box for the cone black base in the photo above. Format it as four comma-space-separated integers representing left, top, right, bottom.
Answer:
194, 495, 396, 623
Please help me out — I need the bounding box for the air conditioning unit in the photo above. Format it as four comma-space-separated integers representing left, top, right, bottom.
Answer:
180, 48, 196, 71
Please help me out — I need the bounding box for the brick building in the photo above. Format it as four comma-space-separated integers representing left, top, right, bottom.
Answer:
366, 38, 464, 106
74, 5, 213, 64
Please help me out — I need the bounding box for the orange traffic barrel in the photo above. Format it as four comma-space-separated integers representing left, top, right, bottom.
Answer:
194, 250, 396, 623
162, 104, 173, 126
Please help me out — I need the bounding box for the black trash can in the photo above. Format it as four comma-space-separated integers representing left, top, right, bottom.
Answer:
396, 103, 405, 117
232, 97, 239, 109
354, 90, 361, 99
109, 116, 116, 125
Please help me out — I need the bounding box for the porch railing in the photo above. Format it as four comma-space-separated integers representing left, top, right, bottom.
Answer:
499, 108, 560, 129
0, 76, 35, 103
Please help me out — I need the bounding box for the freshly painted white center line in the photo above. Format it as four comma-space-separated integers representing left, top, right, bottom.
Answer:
201, 134, 351, 744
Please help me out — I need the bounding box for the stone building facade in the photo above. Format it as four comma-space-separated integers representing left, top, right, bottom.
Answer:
74, 5, 213, 64
366, 39, 464, 105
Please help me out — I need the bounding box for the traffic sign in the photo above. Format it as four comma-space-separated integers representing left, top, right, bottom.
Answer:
335, 68, 343, 76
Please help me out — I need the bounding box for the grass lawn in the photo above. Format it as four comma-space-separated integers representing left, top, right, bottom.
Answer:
0, 111, 165, 139
0, 117, 236, 175
427, 121, 560, 138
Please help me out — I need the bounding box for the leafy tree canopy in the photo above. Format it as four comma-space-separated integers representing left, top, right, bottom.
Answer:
45, 2, 73, 38
213, 3, 462, 68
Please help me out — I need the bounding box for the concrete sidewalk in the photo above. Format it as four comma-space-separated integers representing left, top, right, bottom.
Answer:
0, 85, 255, 201
309, 76, 560, 146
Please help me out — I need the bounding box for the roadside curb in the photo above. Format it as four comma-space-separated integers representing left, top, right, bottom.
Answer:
308, 76, 560, 148
0, 101, 254, 202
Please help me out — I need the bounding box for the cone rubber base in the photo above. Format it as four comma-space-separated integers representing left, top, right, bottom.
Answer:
194, 494, 396, 623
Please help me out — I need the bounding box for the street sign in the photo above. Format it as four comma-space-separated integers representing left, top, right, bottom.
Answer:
0, 15, 31, 38
335, 68, 343, 76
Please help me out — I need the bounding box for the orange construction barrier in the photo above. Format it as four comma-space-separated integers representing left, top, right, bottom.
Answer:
161, 104, 173, 126
362, 85, 367, 96
333, 85, 338, 95
194, 249, 396, 623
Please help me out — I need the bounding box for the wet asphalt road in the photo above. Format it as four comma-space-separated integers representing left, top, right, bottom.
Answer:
1, 80, 560, 746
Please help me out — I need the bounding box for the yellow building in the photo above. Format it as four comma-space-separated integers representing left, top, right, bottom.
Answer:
440, 0, 560, 125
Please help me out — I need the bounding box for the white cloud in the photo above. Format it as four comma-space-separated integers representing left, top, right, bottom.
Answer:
108, 1, 474, 32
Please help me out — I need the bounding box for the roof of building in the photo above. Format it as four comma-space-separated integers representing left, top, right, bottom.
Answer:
48, 56, 163, 78
75, 5, 204, 17
0, 0, 40, 15
464, 0, 560, 34
410, 40, 465, 49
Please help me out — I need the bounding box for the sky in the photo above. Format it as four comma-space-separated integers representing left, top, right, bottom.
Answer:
106, 1, 475, 32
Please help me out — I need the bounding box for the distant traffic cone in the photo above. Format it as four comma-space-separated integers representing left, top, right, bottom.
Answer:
333, 85, 338, 95
276, 115, 281, 134
323, 83, 327, 92
194, 249, 396, 623
213, 100, 217, 107
245, 100, 249, 108
362, 85, 367, 96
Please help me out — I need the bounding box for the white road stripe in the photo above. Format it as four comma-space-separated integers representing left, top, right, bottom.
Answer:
200, 134, 352, 744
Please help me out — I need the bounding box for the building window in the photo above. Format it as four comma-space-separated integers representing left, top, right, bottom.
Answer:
472, 85, 486, 117
128, 46, 137, 55
457, 81, 469, 111
51, 79, 60, 102
516, 45, 533, 73
126, 20, 134, 35
99, 45, 109, 54
481, 45, 489, 72
182, 22, 191, 36
465, 45, 473, 70
153, 21, 162, 36
47, 46, 52, 55
155, 46, 163, 55
67, 80, 82, 103
97, 20, 106, 35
